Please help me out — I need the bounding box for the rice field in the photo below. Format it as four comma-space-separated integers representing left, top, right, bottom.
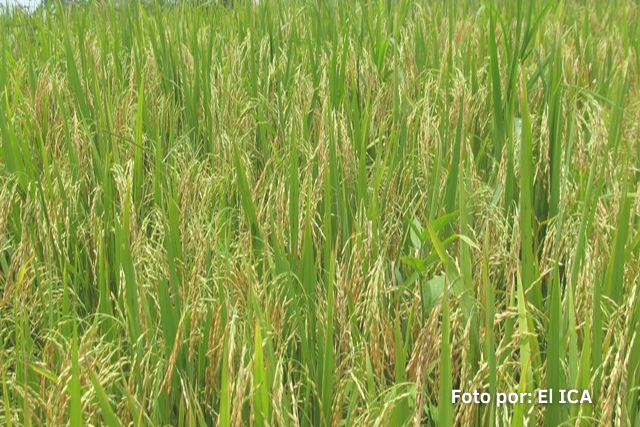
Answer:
1, 0, 639, 425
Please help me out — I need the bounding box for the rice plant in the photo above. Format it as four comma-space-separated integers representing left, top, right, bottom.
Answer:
1, 0, 639, 425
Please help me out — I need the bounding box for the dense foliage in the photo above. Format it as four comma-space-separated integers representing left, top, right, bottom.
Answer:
1, 0, 639, 425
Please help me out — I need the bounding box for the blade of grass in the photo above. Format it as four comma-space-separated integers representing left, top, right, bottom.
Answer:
70, 322, 83, 427
520, 70, 542, 310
